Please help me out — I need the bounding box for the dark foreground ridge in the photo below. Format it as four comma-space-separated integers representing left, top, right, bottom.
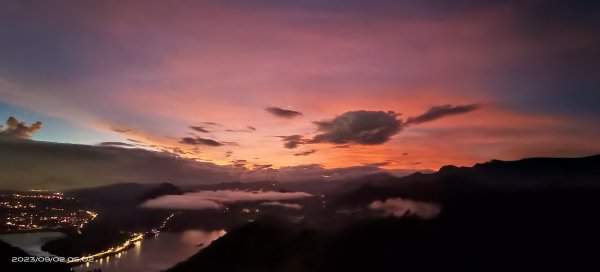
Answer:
168, 154, 600, 272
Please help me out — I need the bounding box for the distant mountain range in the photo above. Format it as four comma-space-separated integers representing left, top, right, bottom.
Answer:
166, 154, 600, 272
64, 154, 600, 211
333, 154, 600, 207
66, 182, 183, 209
4, 154, 600, 271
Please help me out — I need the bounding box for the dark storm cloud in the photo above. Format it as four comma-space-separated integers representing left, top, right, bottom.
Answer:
293, 149, 316, 156
230, 159, 248, 167
331, 144, 352, 149
276, 106, 479, 148
97, 142, 135, 147
224, 127, 256, 133
271, 106, 479, 149
276, 135, 306, 149
265, 107, 303, 119
190, 126, 211, 133
180, 137, 224, 147
0, 140, 235, 190
311, 111, 402, 145
0, 116, 42, 140
404, 104, 481, 125
0, 139, 427, 190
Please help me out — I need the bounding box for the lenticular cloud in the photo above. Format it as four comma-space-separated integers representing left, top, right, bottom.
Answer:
141, 190, 312, 210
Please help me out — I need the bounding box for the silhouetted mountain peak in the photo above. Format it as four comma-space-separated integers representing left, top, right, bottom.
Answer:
334, 154, 600, 208
139, 182, 183, 201
439, 165, 460, 173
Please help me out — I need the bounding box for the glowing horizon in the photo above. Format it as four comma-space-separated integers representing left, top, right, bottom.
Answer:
1, 0, 599, 177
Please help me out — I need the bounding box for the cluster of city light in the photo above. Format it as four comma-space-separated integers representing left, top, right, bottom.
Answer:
0, 201, 37, 209
86, 211, 98, 219
0, 192, 96, 232
11, 192, 69, 200
159, 213, 176, 229
241, 208, 261, 214
3, 211, 96, 231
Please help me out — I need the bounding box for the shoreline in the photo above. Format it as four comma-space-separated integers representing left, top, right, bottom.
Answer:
68, 213, 176, 266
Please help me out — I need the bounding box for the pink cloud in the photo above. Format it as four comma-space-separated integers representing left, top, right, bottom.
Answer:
141, 196, 223, 210
369, 198, 440, 219
141, 190, 311, 210
260, 201, 302, 210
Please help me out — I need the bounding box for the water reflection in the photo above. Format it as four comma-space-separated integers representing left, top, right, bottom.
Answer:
73, 230, 225, 272
181, 229, 226, 248
0, 232, 66, 256
134, 240, 141, 258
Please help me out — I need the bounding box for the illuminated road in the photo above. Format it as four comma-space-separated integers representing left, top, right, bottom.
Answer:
67, 213, 176, 265
66, 233, 145, 264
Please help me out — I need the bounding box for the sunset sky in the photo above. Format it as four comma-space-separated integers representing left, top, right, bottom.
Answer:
1, 1, 599, 189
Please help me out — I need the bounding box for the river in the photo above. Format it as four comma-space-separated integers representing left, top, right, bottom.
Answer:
0, 231, 66, 256
0, 229, 226, 272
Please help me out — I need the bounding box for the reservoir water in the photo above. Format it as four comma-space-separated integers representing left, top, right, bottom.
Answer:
0, 230, 226, 272
0, 232, 66, 256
